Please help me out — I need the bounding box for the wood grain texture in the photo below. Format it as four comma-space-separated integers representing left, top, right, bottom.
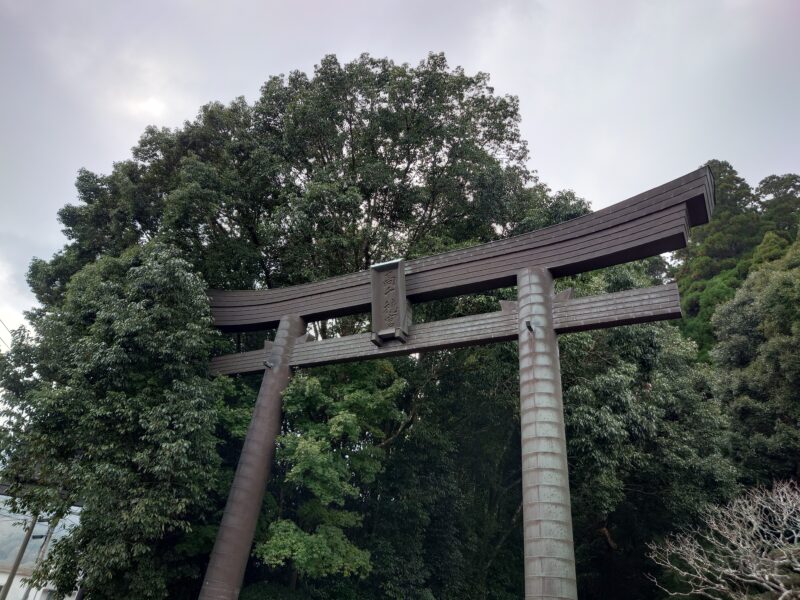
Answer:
209, 342, 273, 375
209, 168, 713, 330
200, 316, 305, 600
210, 283, 681, 373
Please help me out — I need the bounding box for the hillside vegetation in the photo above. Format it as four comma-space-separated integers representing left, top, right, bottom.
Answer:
1, 55, 798, 599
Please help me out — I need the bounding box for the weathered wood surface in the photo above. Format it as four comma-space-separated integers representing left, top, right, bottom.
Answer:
517, 266, 577, 600
200, 316, 306, 600
210, 283, 680, 374
209, 168, 712, 330
552, 281, 680, 333
370, 258, 411, 345
208, 342, 275, 375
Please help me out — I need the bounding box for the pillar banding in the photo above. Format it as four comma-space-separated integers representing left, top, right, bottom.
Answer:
517, 267, 577, 600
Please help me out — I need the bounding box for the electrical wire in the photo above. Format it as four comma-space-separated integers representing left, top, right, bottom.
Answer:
0, 317, 18, 350
0, 317, 12, 336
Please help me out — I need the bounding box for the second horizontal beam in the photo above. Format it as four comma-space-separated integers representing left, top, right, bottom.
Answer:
210, 283, 680, 374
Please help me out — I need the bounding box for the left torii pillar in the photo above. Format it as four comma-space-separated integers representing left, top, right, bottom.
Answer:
199, 315, 306, 600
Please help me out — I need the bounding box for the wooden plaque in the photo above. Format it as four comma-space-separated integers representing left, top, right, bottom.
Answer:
370, 259, 411, 346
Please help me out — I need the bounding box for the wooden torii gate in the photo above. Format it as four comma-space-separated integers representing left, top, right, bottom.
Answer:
199, 167, 714, 600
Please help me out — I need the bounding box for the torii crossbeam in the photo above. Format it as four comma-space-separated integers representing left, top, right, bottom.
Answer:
199, 167, 714, 600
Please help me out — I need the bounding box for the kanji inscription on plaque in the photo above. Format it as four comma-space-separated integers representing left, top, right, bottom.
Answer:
370, 258, 411, 346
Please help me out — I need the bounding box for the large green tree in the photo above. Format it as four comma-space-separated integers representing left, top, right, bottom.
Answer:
712, 239, 800, 485
0, 243, 220, 598
1, 53, 749, 599
675, 161, 800, 356
9, 53, 540, 598
28, 52, 533, 305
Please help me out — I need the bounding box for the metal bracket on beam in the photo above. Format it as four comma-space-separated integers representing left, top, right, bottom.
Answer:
370, 258, 412, 347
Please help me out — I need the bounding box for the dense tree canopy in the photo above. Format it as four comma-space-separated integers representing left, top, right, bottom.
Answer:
675, 160, 800, 356
0, 243, 220, 597
27, 52, 534, 304
712, 240, 800, 486
1, 53, 797, 599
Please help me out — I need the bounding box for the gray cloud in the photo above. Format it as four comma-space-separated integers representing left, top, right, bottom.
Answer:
1, 0, 798, 340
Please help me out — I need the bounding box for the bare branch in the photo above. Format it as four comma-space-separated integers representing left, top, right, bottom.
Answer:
648, 481, 800, 599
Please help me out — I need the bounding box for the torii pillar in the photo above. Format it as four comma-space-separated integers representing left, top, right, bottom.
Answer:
200, 316, 306, 599
518, 267, 576, 599
200, 167, 715, 600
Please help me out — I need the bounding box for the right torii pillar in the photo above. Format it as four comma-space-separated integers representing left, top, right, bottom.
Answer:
204, 167, 715, 600
518, 266, 577, 600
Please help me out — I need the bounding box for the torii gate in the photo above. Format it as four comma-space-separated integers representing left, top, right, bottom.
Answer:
199, 167, 714, 600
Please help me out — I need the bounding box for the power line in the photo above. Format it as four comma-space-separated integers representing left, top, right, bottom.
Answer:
0, 317, 13, 350
0, 316, 13, 335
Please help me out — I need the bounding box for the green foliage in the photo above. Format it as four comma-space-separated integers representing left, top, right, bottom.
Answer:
8, 45, 796, 598
757, 173, 800, 240
676, 160, 800, 356
712, 240, 800, 485
676, 160, 760, 353
241, 581, 309, 600
559, 267, 737, 598
752, 230, 790, 266
11, 52, 539, 596
259, 521, 371, 579
0, 243, 221, 598
679, 266, 742, 355
254, 361, 408, 581
507, 188, 591, 236
27, 53, 534, 304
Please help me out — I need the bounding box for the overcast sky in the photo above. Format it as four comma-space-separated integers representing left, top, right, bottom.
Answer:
1, 0, 798, 347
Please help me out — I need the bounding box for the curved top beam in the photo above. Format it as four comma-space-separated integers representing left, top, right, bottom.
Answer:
209, 167, 713, 330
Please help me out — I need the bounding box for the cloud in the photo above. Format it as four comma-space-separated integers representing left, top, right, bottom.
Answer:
38, 23, 197, 129
0, 254, 35, 348
123, 96, 167, 119
469, 0, 799, 208
0, 0, 797, 334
